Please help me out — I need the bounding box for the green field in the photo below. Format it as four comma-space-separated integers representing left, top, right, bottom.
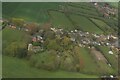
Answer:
0, 30, 1, 77
2, 28, 30, 49
3, 56, 99, 78
67, 5, 99, 16
78, 47, 99, 74
78, 47, 114, 75
3, 2, 117, 33
68, 2, 96, 10
49, 11, 74, 30
96, 46, 118, 74
108, 2, 118, 8
69, 14, 103, 34
90, 18, 113, 34
3, 2, 60, 23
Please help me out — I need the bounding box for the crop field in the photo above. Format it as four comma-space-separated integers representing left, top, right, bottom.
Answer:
69, 14, 103, 34
49, 11, 74, 30
2, 56, 98, 78
78, 47, 114, 75
95, 46, 118, 74
107, 2, 118, 8
2, 2, 60, 23
3, 2, 117, 33
78, 47, 99, 74
68, 2, 96, 10
67, 5, 99, 16
90, 48, 114, 74
90, 18, 114, 34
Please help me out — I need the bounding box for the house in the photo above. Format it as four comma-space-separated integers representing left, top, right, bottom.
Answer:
0, 19, 3, 23
28, 44, 33, 51
32, 46, 43, 52
50, 27, 57, 32
32, 37, 37, 42
71, 30, 73, 33
108, 51, 113, 54
70, 37, 75, 42
94, 2, 98, 6
32, 34, 43, 42
75, 29, 78, 32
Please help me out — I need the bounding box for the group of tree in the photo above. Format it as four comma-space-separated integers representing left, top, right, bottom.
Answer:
3, 42, 28, 58
9, 18, 40, 35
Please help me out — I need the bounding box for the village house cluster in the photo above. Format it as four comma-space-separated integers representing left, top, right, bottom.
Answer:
27, 26, 119, 55
2, 19, 119, 55
93, 2, 118, 18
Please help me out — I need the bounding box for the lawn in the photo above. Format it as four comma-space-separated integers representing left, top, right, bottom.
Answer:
49, 11, 74, 30
69, 14, 103, 34
2, 56, 99, 78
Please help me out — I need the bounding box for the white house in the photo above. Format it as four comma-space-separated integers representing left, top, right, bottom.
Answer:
28, 44, 33, 51
108, 51, 113, 54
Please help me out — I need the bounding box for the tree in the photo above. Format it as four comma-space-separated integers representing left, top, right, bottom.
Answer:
41, 23, 51, 31
44, 30, 55, 39
61, 36, 71, 49
25, 23, 39, 35
10, 18, 25, 28
30, 50, 59, 71
47, 39, 62, 51
4, 42, 27, 58
60, 51, 75, 71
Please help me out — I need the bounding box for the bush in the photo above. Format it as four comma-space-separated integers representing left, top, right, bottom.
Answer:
60, 51, 75, 71
4, 42, 27, 58
29, 50, 59, 71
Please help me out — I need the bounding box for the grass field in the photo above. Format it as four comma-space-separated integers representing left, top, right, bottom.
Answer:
68, 2, 96, 10
67, 5, 99, 16
49, 11, 74, 30
0, 54, 1, 78
69, 14, 103, 34
108, 2, 118, 8
90, 48, 114, 75
3, 2, 60, 23
78, 47, 99, 74
2, 56, 99, 78
90, 18, 114, 34
2, 28, 30, 49
0, 30, 2, 78
96, 46, 118, 74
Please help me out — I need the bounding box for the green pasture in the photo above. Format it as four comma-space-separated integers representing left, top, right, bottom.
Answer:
96, 46, 118, 74
69, 14, 103, 34
78, 47, 99, 74
67, 5, 99, 16
90, 18, 114, 34
2, 2, 60, 23
2, 56, 99, 78
2, 28, 30, 48
49, 11, 74, 30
